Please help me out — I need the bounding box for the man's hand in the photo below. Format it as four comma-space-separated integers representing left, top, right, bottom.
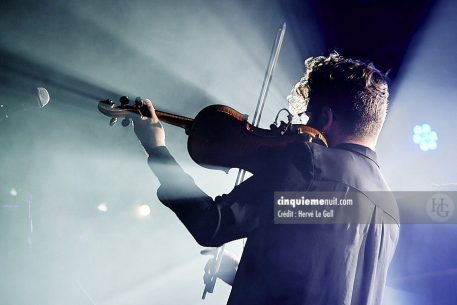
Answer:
201, 248, 239, 286
132, 99, 166, 151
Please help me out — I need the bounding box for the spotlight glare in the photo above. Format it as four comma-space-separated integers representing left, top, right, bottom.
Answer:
9, 188, 17, 196
419, 142, 429, 151
137, 204, 151, 217
413, 125, 422, 134
97, 202, 108, 212
421, 124, 431, 133
413, 134, 421, 144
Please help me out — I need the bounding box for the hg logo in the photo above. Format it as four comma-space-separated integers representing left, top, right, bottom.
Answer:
426, 193, 455, 223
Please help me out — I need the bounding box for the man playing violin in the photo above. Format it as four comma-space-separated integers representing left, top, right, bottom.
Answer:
133, 52, 399, 305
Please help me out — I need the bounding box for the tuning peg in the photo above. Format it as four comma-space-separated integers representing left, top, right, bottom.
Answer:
109, 117, 117, 126
135, 96, 143, 107
120, 96, 130, 106
100, 99, 115, 107
121, 117, 132, 127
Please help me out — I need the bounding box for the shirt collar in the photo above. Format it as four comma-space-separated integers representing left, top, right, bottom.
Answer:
334, 143, 379, 168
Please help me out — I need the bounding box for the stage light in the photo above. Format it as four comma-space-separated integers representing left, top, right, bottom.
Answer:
9, 188, 17, 196
137, 204, 151, 217
97, 202, 108, 212
412, 124, 438, 151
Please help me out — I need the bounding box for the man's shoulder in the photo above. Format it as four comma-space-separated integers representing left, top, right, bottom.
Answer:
290, 142, 390, 191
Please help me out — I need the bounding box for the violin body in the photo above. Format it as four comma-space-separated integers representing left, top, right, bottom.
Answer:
98, 98, 327, 173
186, 104, 327, 173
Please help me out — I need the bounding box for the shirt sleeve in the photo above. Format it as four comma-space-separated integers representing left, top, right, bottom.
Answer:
147, 146, 270, 247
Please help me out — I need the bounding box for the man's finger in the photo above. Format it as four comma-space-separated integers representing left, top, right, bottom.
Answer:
141, 99, 160, 123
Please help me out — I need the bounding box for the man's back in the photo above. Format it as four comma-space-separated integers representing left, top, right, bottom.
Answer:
226, 142, 400, 305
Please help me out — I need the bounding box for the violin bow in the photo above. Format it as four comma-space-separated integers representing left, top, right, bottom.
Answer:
202, 22, 287, 299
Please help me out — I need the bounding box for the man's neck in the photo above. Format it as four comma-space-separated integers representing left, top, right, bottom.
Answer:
328, 137, 376, 151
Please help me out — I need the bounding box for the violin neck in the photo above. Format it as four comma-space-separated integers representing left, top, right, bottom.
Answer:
155, 110, 194, 130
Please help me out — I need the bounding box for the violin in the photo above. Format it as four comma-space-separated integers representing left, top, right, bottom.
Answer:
98, 96, 328, 173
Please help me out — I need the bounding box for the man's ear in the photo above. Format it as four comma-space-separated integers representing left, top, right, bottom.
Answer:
320, 106, 334, 133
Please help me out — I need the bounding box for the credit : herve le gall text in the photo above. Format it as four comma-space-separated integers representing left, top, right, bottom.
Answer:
277, 209, 335, 218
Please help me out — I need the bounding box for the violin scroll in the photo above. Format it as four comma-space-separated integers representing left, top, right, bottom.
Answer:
98, 96, 146, 127
98, 97, 194, 130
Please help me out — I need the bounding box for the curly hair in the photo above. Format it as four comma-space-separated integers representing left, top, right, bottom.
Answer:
287, 52, 389, 138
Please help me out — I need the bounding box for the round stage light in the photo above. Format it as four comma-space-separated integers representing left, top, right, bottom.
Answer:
97, 202, 108, 212
137, 204, 151, 217
413, 124, 438, 151
9, 188, 18, 196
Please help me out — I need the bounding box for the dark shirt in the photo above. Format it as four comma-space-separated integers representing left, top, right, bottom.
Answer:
147, 142, 400, 305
